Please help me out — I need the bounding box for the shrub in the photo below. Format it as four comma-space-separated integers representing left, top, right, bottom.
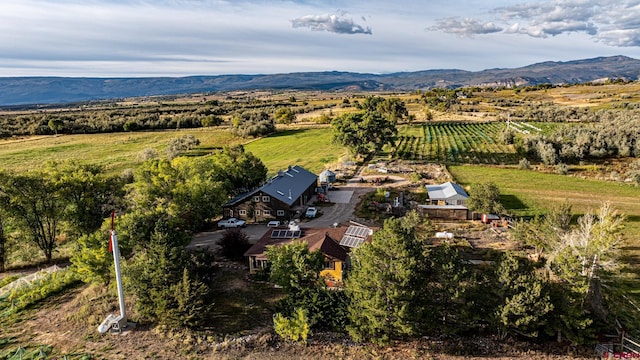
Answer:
6, 268, 81, 313
218, 228, 251, 260
137, 147, 159, 162
518, 158, 531, 170
273, 307, 312, 344
556, 163, 569, 175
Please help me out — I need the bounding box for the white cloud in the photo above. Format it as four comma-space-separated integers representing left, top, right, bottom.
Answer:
291, 11, 372, 34
428, 17, 503, 37
430, 0, 640, 46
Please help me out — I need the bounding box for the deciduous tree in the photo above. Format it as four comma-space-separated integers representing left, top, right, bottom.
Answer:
466, 182, 504, 215
0, 171, 64, 263
331, 110, 397, 158
265, 241, 324, 293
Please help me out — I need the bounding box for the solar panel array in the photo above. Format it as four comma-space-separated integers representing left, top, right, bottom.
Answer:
339, 225, 371, 248
340, 235, 366, 248
271, 229, 302, 239
345, 225, 371, 238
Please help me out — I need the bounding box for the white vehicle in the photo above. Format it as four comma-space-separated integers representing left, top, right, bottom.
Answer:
267, 220, 281, 227
217, 217, 246, 228
305, 207, 318, 218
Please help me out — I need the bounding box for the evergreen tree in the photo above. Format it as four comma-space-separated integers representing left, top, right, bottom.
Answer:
422, 243, 472, 334
494, 252, 553, 339
126, 220, 192, 324
346, 213, 427, 344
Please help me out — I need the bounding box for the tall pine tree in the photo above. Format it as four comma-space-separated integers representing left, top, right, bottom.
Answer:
346, 212, 427, 344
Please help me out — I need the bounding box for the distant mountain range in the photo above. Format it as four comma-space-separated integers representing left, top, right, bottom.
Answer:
1, 55, 639, 106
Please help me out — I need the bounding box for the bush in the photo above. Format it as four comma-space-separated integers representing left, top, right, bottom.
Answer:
218, 228, 251, 260
518, 158, 531, 170
556, 163, 569, 175
5, 268, 81, 313
273, 307, 312, 344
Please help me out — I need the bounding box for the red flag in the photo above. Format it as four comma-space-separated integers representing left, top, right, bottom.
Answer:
109, 233, 113, 253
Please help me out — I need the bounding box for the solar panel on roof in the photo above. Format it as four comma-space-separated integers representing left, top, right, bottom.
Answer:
271, 229, 301, 239
345, 225, 370, 237
339, 235, 366, 248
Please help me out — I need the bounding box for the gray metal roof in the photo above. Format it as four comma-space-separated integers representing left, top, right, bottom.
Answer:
260, 165, 318, 206
425, 182, 469, 200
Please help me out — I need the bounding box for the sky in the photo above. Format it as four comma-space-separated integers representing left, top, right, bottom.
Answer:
2, 0, 640, 77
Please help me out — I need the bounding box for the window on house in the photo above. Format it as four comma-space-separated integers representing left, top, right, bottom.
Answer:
323, 261, 335, 270
255, 210, 261, 216
262, 196, 270, 202
277, 210, 285, 216
239, 210, 247, 215
263, 210, 271, 216
254, 196, 260, 202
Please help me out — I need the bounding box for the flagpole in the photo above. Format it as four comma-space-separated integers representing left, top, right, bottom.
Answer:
111, 211, 127, 323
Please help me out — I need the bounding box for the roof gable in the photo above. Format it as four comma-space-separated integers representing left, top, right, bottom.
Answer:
244, 226, 348, 262
224, 165, 317, 207
260, 165, 318, 206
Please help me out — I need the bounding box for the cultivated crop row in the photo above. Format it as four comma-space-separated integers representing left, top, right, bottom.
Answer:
391, 122, 523, 164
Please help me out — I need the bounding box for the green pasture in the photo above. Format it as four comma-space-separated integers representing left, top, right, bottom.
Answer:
244, 127, 346, 174
0, 127, 345, 176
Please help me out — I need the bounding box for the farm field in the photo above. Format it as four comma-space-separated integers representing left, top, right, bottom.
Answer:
449, 164, 640, 312
386, 122, 559, 164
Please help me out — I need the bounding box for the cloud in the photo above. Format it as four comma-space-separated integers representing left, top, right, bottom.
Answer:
428, 17, 502, 37
291, 12, 372, 35
429, 0, 640, 47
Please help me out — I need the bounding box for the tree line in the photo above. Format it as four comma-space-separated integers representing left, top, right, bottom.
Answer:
0, 97, 337, 138
515, 109, 640, 165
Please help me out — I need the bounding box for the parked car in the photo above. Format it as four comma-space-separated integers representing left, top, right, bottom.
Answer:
305, 207, 318, 218
267, 220, 281, 227
217, 217, 246, 228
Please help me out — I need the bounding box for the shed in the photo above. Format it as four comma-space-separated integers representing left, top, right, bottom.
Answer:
319, 169, 337, 183
425, 182, 469, 206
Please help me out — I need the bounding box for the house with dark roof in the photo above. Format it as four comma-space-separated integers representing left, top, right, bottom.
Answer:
244, 223, 374, 286
222, 165, 317, 222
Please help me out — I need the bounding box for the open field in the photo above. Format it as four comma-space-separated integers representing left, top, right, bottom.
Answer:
0, 127, 346, 175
